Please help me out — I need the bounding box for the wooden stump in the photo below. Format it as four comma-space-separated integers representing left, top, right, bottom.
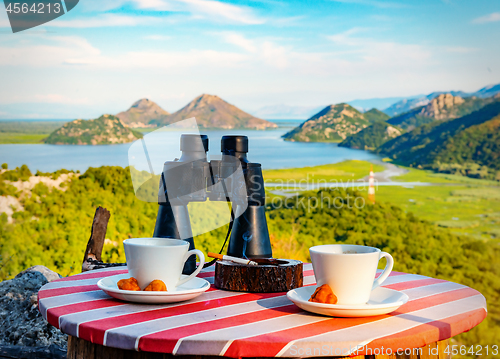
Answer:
214, 259, 303, 292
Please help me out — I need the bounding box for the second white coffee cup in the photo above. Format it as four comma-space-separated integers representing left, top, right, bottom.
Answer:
123, 238, 205, 290
309, 244, 393, 305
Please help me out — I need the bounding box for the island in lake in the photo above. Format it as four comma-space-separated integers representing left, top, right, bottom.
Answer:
44, 115, 143, 145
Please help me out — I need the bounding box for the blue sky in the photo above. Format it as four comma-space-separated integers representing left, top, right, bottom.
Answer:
0, 0, 499, 119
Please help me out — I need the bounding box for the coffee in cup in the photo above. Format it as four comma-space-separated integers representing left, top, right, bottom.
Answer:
309, 244, 393, 305
123, 238, 205, 290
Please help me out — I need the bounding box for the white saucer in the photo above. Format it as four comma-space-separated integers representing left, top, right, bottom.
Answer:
97, 273, 210, 304
287, 286, 409, 317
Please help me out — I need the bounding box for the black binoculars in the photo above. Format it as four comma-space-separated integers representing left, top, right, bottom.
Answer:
153, 134, 272, 274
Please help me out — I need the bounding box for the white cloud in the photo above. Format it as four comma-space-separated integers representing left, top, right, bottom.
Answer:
472, 12, 500, 24
326, 28, 432, 74
0, 36, 100, 67
219, 32, 291, 69
47, 14, 161, 28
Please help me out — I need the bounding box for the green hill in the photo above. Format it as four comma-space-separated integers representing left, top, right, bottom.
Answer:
387, 94, 493, 130
282, 103, 376, 142
339, 121, 403, 150
363, 108, 390, 123
44, 115, 143, 145
380, 98, 500, 178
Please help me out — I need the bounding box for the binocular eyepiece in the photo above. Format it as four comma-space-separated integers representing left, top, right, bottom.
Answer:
153, 134, 272, 274
179, 134, 248, 161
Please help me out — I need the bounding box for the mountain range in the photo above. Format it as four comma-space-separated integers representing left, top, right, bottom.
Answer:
379, 96, 500, 176
252, 82, 500, 120
386, 94, 494, 130
383, 83, 500, 117
117, 95, 276, 130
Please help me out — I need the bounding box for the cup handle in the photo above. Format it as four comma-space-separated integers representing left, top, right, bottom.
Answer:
177, 249, 205, 287
372, 252, 394, 290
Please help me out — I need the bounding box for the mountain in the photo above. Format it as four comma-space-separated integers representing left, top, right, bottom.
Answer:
386, 94, 493, 130
252, 104, 324, 120
339, 122, 403, 150
116, 99, 170, 128
473, 83, 500, 98
379, 97, 500, 176
282, 104, 378, 142
44, 115, 143, 145
383, 92, 468, 117
383, 83, 500, 116
161, 94, 277, 129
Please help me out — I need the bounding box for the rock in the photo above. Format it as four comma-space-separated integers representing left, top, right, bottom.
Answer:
0, 269, 67, 357
17, 266, 62, 283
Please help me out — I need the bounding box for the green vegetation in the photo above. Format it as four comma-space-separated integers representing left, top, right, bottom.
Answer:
380, 100, 500, 179
339, 122, 403, 150
44, 115, 143, 145
375, 185, 500, 241
263, 160, 384, 183
362, 108, 390, 123
0, 121, 68, 144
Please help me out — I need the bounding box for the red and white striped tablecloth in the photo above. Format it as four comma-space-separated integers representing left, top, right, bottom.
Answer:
38, 265, 487, 357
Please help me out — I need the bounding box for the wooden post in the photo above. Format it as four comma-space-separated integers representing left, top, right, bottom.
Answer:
82, 207, 126, 272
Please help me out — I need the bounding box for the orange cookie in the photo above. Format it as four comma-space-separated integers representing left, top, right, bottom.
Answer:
144, 279, 167, 292
117, 277, 141, 291
309, 284, 338, 304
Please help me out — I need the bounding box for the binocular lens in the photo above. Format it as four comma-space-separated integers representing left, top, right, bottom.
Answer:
221, 135, 248, 153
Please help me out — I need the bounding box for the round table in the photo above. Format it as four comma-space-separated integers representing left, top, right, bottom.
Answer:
38, 264, 487, 359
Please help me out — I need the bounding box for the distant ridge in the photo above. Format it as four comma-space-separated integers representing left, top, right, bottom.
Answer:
383, 82, 500, 116
388, 94, 494, 130
161, 94, 277, 129
44, 115, 143, 145
116, 99, 169, 128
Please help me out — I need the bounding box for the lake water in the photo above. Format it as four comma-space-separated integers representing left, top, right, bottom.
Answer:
0, 121, 381, 173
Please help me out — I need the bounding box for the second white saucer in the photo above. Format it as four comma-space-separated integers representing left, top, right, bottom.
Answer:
287, 285, 409, 317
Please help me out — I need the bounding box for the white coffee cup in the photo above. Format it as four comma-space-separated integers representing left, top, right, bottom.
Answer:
123, 238, 205, 290
309, 244, 394, 305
